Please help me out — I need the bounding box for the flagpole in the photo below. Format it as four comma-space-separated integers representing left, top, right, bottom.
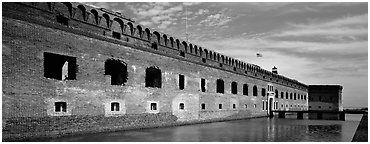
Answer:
185, 4, 188, 43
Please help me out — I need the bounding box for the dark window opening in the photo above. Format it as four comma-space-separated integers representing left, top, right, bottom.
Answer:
145, 66, 162, 88
329, 106, 332, 109
150, 103, 157, 110
216, 79, 224, 94
55, 102, 67, 112
219, 63, 223, 67
233, 104, 236, 109
233, 67, 236, 71
111, 102, 120, 111
179, 103, 184, 110
243, 84, 248, 96
309, 106, 312, 108
56, 15, 69, 26
261, 88, 266, 96
151, 42, 158, 50
179, 74, 185, 90
275, 90, 279, 98
294, 93, 297, 100
290, 93, 293, 99
180, 51, 185, 57
281, 92, 284, 99
201, 78, 206, 92
318, 106, 321, 109
112, 31, 121, 39
231, 82, 237, 94
266, 101, 268, 110
202, 58, 206, 63
44, 52, 76, 80
201, 103, 205, 110
245, 104, 248, 108
253, 85, 258, 96
286, 92, 289, 99
219, 104, 223, 109
105, 59, 128, 85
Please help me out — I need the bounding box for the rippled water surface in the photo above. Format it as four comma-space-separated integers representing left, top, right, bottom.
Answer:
42, 114, 362, 142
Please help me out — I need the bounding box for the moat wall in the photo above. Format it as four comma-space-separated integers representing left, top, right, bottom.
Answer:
2, 2, 309, 141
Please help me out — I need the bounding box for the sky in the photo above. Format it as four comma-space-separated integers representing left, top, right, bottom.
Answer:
84, 2, 368, 108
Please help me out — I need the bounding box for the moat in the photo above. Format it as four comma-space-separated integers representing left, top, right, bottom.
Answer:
37, 114, 362, 142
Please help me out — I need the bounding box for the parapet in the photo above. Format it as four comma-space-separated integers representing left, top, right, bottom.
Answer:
4, 2, 308, 90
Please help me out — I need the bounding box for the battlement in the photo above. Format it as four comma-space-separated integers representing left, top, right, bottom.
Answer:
4, 2, 307, 90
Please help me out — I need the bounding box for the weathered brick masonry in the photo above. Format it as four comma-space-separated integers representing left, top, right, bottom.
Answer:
2, 2, 309, 141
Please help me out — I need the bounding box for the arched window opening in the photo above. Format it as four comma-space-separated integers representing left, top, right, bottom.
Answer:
290, 93, 293, 99
153, 31, 161, 44
127, 22, 134, 35
102, 14, 110, 28
216, 79, 224, 94
44, 52, 76, 80
204, 49, 208, 59
182, 41, 188, 52
112, 18, 123, 33
77, 5, 86, 21
231, 82, 237, 95
199, 47, 203, 56
90, 9, 99, 24
62, 2, 72, 17
145, 66, 162, 88
170, 37, 174, 48
137, 25, 143, 38
261, 88, 266, 96
243, 84, 248, 96
163, 35, 168, 46
145, 28, 151, 41
194, 46, 198, 55
189, 44, 193, 53
176, 39, 180, 49
105, 59, 128, 85
253, 85, 258, 96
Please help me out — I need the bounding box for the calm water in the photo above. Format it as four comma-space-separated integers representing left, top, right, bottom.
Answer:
41, 114, 363, 142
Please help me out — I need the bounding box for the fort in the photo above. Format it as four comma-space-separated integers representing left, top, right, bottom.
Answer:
2, 2, 311, 141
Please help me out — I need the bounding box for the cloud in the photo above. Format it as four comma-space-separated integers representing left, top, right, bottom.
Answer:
291, 14, 367, 28
139, 21, 154, 27
195, 9, 209, 15
158, 20, 172, 29
271, 27, 367, 37
183, 2, 203, 6
199, 13, 232, 27
267, 14, 367, 43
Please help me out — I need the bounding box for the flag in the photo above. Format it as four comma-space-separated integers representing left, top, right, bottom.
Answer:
256, 53, 263, 57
